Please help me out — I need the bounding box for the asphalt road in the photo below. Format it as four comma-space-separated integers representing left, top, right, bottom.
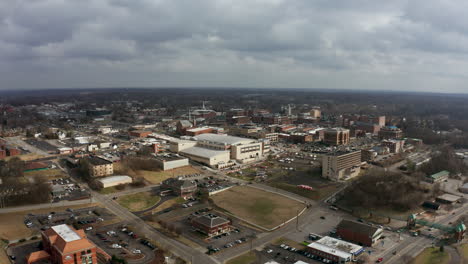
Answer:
380, 202, 468, 264
90, 189, 220, 264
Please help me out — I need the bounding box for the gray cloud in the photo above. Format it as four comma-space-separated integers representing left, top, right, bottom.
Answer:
1, 0, 468, 92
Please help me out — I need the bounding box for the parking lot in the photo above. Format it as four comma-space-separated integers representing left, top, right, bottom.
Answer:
23, 206, 115, 232
50, 177, 91, 202
87, 223, 156, 264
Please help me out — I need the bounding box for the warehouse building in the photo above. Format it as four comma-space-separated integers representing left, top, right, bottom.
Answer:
322, 150, 362, 181
336, 220, 383, 246
154, 155, 189, 170
179, 146, 230, 167
97, 175, 133, 188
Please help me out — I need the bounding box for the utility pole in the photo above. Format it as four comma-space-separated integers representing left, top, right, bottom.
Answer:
296, 209, 300, 232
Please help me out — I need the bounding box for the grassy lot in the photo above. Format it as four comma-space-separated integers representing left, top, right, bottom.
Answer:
0, 203, 98, 241
458, 243, 468, 262
211, 186, 305, 229
24, 168, 66, 179
98, 186, 119, 195
269, 182, 340, 201
117, 192, 160, 212
410, 247, 450, 264
226, 252, 257, 264
136, 166, 200, 184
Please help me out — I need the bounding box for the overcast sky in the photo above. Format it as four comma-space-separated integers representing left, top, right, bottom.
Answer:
2, 0, 468, 92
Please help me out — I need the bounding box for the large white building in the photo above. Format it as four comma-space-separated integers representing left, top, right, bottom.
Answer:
194, 133, 263, 163
179, 146, 231, 167
169, 133, 265, 167
98, 175, 133, 188
307, 236, 363, 264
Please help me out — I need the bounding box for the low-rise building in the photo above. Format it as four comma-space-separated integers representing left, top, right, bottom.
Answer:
129, 130, 152, 138
87, 156, 113, 177
459, 183, 468, 194
162, 178, 198, 199
97, 175, 133, 188
191, 213, 231, 237
306, 236, 363, 263
336, 220, 383, 246
436, 193, 461, 204
27, 224, 109, 264
154, 155, 189, 170
426, 170, 449, 183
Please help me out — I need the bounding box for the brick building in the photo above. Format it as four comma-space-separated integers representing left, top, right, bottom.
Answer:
162, 178, 198, 199
378, 126, 403, 140
336, 220, 383, 246
191, 213, 231, 237
128, 130, 152, 138
27, 224, 110, 264
87, 156, 113, 177
323, 128, 350, 145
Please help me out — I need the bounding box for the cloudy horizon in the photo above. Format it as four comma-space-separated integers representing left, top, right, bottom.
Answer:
2, 0, 468, 93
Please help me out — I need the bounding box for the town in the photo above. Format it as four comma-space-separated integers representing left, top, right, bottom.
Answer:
0, 88, 466, 264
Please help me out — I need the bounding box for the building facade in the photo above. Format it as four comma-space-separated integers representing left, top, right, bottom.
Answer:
191, 214, 231, 237
336, 220, 383, 246
27, 224, 103, 264
323, 128, 350, 145
322, 150, 361, 181
87, 157, 113, 177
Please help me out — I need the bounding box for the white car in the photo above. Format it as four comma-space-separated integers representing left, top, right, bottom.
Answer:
85, 227, 93, 231
111, 244, 122, 249
266, 249, 273, 253
132, 249, 142, 254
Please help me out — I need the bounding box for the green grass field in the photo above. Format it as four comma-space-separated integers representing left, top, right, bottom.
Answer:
98, 186, 119, 195
117, 192, 160, 212
226, 252, 257, 264
24, 168, 66, 179
410, 247, 450, 264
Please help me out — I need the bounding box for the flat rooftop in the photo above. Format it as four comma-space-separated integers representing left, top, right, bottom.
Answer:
52, 224, 81, 242
180, 146, 230, 158
315, 236, 363, 254
326, 150, 361, 156
194, 133, 255, 145
87, 156, 112, 166
154, 154, 188, 161
98, 175, 132, 185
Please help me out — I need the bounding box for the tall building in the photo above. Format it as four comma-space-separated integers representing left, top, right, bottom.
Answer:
322, 150, 361, 181
323, 128, 350, 145
378, 126, 403, 140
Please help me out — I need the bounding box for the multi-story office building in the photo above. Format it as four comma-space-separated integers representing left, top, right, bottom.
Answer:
378, 126, 403, 140
322, 150, 361, 181
323, 128, 350, 145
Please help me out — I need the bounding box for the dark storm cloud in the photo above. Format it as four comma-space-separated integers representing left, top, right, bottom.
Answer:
1, 0, 468, 92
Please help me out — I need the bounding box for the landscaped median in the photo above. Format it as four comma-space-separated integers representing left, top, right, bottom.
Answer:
211, 185, 306, 230
117, 192, 160, 212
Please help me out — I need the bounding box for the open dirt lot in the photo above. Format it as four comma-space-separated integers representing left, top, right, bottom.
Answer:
0, 203, 98, 241
211, 186, 305, 229
24, 168, 67, 179
137, 166, 200, 184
